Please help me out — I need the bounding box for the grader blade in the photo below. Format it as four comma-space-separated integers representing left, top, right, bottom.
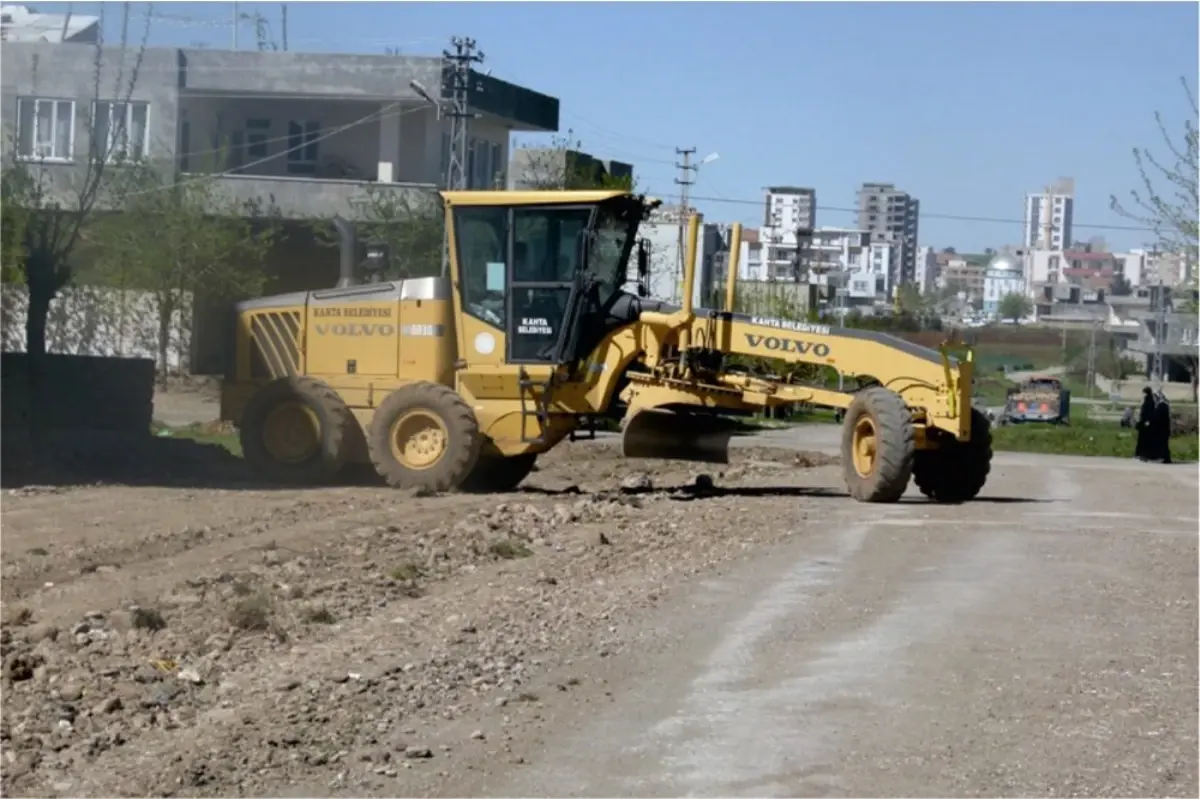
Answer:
620, 408, 735, 465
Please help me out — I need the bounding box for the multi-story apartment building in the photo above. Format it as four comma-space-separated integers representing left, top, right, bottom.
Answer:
913, 245, 938, 295
1, 40, 558, 228
938, 258, 987, 300
855, 182, 919, 288
759, 186, 816, 280
1023, 177, 1074, 249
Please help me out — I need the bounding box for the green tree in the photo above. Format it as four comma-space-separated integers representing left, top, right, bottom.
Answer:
328, 187, 445, 281
512, 130, 637, 191
86, 162, 278, 383
1, 6, 153, 364
997, 292, 1032, 323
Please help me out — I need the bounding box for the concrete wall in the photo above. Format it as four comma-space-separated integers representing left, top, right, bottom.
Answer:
0, 352, 155, 432
1, 284, 193, 370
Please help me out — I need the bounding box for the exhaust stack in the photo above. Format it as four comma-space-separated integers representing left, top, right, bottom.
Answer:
332, 216, 357, 288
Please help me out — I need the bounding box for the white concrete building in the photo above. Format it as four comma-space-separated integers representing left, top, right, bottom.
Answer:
913, 245, 938, 295
983, 253, 1027, 316
1, 4, 99, 43
804, 227, 893, 301
760, 186, 816, 281
1023, 178, 1074, 250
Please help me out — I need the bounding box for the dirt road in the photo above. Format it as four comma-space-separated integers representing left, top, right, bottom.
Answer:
1, 430, 1196, 798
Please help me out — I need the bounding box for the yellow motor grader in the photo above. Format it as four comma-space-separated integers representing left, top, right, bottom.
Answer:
220, 190, 992, 503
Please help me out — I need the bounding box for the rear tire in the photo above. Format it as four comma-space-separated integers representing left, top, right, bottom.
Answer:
912, 407, 993, 504
239, 377, 353, 485
367, 382, 481, 491
461, 453, 537, 493
840, 387, 915, 503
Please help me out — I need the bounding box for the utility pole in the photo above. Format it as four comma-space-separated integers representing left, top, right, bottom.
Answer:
674, 147, 697, 299
437, 36, 484, 276
1086, 317, 1098, 399
281, 4, 288, 51
442, 36, 485, 192
232, 2, 239, 49
1152, 278, 1167, 386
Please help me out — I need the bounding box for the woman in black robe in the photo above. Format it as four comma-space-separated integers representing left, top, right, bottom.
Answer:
1135, 386, 1155, 461
1153, 391, 1173, 464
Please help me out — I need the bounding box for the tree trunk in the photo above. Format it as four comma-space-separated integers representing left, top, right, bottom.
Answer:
157, 292, 175, 390
24, 286, 51, 360
24, 287, 52, 434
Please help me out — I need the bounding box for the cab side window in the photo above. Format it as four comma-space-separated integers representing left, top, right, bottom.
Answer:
453, 207, 508, 329
512, 208, 590, 283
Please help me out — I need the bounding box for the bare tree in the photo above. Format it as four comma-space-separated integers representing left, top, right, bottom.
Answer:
1110, 77, 1198, 398
1110, 76, 1198, 289
1, 5, 154, 370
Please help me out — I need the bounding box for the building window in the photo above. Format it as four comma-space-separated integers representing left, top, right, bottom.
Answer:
245, 118, 271, 159
16, 97, 75, 161
286, 120, 320, 174
91, 101, 149, 162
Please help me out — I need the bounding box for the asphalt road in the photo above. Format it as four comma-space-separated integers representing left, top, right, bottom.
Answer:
453, 427, 1199, 798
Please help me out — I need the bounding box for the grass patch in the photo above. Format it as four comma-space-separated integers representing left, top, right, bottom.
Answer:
301, 606, 336, 625
992, 416, 1199, 461
151, 422, 242, 457
130, 606, 168, 632
228, 592, 274, 631
489, 539, 532, 560
389, 561, 424, 582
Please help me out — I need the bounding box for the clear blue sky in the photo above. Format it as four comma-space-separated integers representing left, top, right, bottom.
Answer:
38, 1, 1199, 251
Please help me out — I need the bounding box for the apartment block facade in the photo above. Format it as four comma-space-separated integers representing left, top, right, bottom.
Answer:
0, 40, 559, 221
760, 186, 816, 280
1023, 178, 1074, 250
855, 182, 919, 288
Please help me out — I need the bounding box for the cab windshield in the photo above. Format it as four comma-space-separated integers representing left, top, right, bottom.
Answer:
589, 198, 641, 304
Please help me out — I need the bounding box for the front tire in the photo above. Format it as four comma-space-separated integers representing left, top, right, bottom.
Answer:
913, 407, 993, 504
840, 387, 915, 503
367, 382, 481, 491
239, 377, 354, 485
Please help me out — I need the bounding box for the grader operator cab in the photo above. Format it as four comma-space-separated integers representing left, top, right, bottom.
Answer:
220, 189, 992, 503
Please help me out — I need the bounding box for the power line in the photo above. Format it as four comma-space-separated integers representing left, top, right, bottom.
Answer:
684, 193, 1163, 235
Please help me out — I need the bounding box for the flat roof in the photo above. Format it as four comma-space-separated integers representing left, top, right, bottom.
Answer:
441, 189, 636, 206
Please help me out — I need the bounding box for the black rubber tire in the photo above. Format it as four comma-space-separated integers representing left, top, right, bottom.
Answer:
239, 377, 354, 485
913, 407, 993, 504
460, 453, 538, 493
840, 386, 915, 503
367, 382, 481, 491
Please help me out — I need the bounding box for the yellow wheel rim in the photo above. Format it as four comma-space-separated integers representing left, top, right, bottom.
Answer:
263, 401, 321, 464
852, 415, 878, 478
390, 410, 448, 470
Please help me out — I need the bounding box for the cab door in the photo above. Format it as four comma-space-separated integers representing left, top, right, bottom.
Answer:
505, 205, 594, 365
